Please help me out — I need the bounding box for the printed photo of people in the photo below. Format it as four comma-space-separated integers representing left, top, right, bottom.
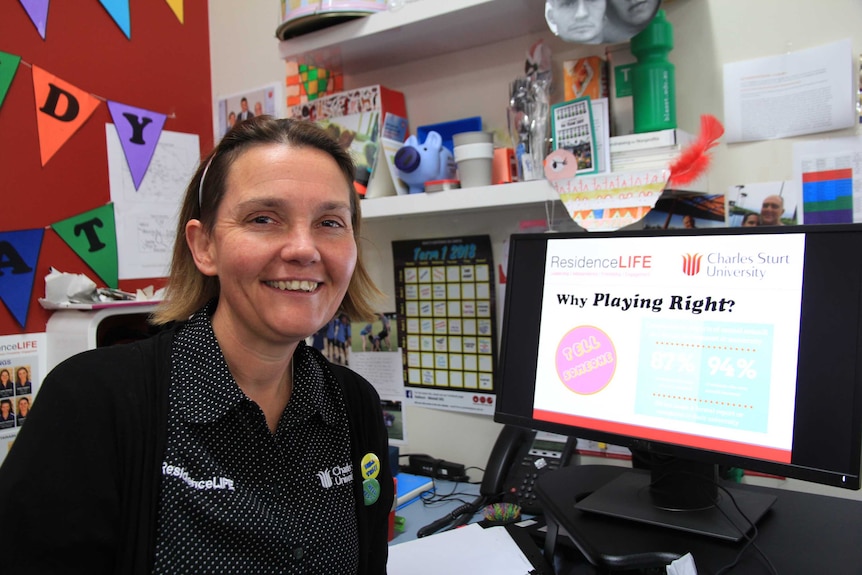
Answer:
728, 181, 799, 227
14, 365, 32, 395
545, 0, 662, 45
641, 193, 727, 229
0, 399, 14, 430
307, 312, 397, 367
216, 85, 280, 138
0, 357, 38, 436
381, 400, 404, 442
354, 312, 396, 354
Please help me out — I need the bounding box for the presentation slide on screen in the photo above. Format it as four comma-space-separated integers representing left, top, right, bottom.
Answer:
532, 233, 806, 463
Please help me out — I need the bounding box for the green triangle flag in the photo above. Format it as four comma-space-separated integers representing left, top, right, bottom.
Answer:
0, 51, 22, 110
52, 203, 119, 288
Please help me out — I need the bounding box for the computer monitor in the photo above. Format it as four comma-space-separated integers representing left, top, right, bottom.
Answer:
494, 223, 862, 540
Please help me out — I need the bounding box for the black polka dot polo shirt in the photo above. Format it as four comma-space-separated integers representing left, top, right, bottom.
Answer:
153, 303, 359, 574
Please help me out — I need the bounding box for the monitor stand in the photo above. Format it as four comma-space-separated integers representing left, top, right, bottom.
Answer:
574, 461, 777, 542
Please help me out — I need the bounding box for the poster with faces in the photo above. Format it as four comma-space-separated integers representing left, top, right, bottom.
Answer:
545, 0, 661, 45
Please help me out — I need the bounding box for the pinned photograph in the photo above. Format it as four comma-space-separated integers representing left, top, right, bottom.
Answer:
545, 0, 661, 45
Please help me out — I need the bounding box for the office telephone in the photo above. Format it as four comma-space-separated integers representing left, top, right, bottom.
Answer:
483, 425, 578, 516
416, 425, 577, 537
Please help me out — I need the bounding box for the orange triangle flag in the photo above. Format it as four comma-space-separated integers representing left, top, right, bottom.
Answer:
31, 65, 101, 166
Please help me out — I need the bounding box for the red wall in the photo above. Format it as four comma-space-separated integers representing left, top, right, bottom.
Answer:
0, 0, 213, 335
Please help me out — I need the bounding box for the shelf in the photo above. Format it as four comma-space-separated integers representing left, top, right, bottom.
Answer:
277, 0, 548, 74
359, 174, 709, 221
360, 179, 557, 220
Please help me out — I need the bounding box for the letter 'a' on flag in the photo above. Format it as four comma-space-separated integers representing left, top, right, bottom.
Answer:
164, 0, 184, 23
31, 66, 101, 166
0, 228, 44, 329
18, 0, 49, 40
0, 51, 22, 110
51, 203, 119, 288
107, 101, 167, 190
98, 0, 131, 39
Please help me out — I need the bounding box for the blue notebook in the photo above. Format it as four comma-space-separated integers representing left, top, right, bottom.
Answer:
395, 472, 435, 510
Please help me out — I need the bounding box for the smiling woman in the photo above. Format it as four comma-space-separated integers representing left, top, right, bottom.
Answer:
0, 117, 394, 575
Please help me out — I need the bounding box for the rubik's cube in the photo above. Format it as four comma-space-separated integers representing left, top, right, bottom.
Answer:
285, 61, 343, 107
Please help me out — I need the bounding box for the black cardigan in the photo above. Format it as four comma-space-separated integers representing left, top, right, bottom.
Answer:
0, 326, 393, 574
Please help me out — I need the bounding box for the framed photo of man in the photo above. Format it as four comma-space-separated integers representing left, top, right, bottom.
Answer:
214, 83, 284, 139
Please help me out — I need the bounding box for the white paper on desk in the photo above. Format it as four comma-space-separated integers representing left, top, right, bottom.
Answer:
387, 523, 535, 574
107, 125, 200, 280
723, 38, 855, 143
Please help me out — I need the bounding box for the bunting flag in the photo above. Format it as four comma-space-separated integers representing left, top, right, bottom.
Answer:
51, 204, 119, 288
107, 101, 167, 189
18, 0, 49, 40
31, 65, 102, 166
165, 0, 183, 23
0, 229, 44, 329
0, 51, 22, 110
98, 0, 131, 39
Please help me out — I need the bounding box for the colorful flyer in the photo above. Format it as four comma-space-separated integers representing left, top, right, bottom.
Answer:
0, 332, 46, 466
392, 236, 498, 416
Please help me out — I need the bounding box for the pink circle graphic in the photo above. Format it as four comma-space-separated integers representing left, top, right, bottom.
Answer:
555, 326, 616, 394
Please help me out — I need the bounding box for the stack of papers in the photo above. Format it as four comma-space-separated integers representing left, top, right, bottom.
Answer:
388, 523, 536, 574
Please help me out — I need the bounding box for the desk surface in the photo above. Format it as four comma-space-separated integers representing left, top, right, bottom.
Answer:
389, 478, 483, 544
537, 465, 862, 574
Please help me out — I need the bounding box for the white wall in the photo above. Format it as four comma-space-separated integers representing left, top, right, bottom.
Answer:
208, 0, 862, 498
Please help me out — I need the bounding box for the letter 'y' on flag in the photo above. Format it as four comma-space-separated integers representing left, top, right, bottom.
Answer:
18, 0, 49, 40
107, 101, 167, 190
31, 66, 101, 166
0, 229, 44, 329
52, 203, 119, 289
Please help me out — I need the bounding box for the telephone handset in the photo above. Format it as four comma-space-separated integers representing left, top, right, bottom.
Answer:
482, 425, 578, 516
417, 425, 577, 537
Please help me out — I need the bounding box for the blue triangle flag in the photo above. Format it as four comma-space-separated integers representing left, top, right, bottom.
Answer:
0, 229, 44, 328
98, 0, 131, 39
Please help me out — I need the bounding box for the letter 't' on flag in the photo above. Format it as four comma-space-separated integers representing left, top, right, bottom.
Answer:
164, 0, 183, 23
107, 101, 167, 190
18, 0, 49, 40
31, 65, 102, 166
51, 204, 119, 289
0, 51, 22, 110
0, 229, 44, 329
98, 0, 131, 39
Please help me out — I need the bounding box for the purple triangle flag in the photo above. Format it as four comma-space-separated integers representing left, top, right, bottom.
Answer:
0, 228, 44, 329
19, 0, 49, 39
107, 101, 167, 190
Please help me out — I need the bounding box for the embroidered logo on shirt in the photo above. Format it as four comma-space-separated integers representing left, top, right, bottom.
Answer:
162, 462, 235, 491
316, 462, 353, 489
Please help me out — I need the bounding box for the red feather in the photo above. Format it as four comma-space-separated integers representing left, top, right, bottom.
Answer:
667, 114, 724, 187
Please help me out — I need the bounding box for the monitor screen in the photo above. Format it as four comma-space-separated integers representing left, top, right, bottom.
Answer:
495, 224, 862, 538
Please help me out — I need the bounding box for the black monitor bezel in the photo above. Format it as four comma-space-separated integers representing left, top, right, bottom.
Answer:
494, 223, 862, 490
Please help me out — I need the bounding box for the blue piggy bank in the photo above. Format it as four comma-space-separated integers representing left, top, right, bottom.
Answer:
394, 131, 456, 194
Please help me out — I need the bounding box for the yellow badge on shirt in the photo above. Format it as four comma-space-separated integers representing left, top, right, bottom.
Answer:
361, 452, 380, 480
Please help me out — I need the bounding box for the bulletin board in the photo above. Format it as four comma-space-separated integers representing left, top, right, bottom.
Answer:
0, 1, 213, 336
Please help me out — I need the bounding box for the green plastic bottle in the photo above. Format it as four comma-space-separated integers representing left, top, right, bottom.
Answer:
630, 9, 676, 133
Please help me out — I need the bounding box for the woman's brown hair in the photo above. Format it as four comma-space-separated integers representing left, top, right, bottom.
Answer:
151, 116, 381, 325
